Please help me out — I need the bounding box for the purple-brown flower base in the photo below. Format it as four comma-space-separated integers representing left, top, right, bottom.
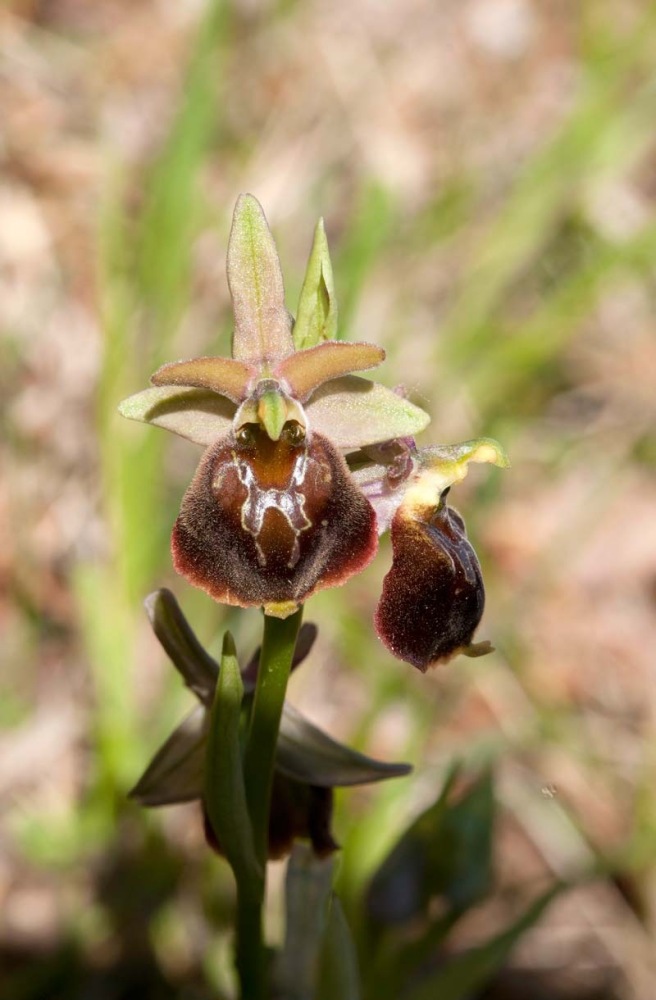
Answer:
172, 425, 377, 616
375, 497, 489, 672
202, 777, 337, 861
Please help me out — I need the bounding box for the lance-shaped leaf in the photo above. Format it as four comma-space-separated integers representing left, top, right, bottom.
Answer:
402, 885, 565, 1000
316, 895, 361, 1000
151, 356, 256, 402
275, 341, 385, 402
305, 376, 430, 449
366, 768, 494, 927
227, 193, 294, 363
118, 386, 236, 445
274, 844, 336, 999
204, 632, 261, 884
293, 217, 338, 351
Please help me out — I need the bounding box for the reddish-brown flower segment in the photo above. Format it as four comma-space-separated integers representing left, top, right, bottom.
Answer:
376, 499, 485, 670
119, 195, 508, 667
172, 425, 377, 612
120, 195, 429, 619
357, 438, 508, 670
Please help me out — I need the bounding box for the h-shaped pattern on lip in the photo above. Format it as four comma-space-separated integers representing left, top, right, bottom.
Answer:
232, 448, 312, 569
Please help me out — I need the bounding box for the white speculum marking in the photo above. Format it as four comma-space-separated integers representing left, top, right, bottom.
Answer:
232, 450, 312, 569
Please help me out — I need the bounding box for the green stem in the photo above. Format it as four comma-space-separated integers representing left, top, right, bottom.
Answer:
235, 879, 267, 999
244, 607, 303, 866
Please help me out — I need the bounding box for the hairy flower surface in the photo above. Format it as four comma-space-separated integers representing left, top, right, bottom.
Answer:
121, 195, 427, 619
120, 196, 507, 667
360, 440, 508, 670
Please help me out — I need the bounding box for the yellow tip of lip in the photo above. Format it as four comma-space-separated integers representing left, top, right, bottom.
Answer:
263, 601, 300, 619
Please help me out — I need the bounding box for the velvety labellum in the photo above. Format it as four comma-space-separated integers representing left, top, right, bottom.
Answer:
172, 426, 378, 609
375, 500, 485, 670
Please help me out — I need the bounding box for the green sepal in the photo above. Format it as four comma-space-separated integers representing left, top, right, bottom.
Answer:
293, 218, 338, 350
305, 376, 430, 449
227, 194, 294, 363
118, 386, 236, 445
128, 705, 206, 806
144, 589, 218, 703
204, 632, 262, 884
278, 702, 411, 787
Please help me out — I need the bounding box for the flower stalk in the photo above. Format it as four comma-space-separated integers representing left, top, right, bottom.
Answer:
245, 607, 304, 867
204, 612, 304, 997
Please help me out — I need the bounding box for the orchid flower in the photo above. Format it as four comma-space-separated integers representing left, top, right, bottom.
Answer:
120, 195, 507, 670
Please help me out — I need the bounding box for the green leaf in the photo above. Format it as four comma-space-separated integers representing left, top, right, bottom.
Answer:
305, 376, 430, 449
204, 632, 262, 885
227, 194, 294, 363
294, 218, 338, 350
367, 769, 494, 927
144, 589, 218, 703
403, 885, 565, 1000
278, 702, 411, 788
274, 843, 335, 1000
275, 341, 384, 402
316, 894, 362, 1000
118, 385, 236, 445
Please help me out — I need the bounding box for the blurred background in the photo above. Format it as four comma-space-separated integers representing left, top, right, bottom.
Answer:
2, 1, 656, 997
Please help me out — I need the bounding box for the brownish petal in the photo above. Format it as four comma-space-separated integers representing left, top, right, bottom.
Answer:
375, 501, 485, 671
172, 427, 377, 610
151, 356, 256, 402
274, 341, 384, 401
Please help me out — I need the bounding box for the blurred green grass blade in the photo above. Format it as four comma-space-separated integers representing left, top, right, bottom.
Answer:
74, 564, 142, 796
335, 183, 395, 334
97, 0, 229, 601
316, 895, 361, 1000
470, 220, 656, 418
137, 0, 231, 339
402, 884, 566, 1000
441, 15, 656, 367
366, 768, 493, 929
